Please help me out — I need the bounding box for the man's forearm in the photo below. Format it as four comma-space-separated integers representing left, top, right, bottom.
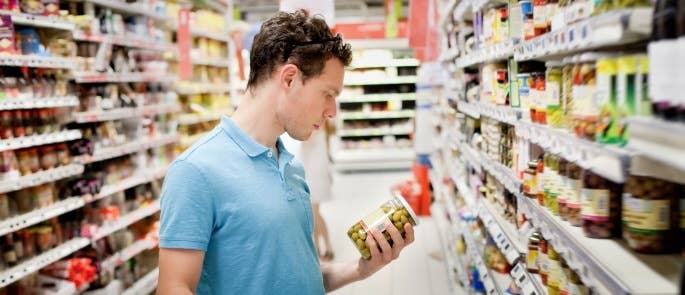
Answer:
320, 261, 363, 292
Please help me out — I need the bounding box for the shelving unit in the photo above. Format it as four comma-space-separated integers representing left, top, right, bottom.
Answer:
0, 130, 82, 152
0, 96, 79, 110
0, 12, 76, 31
121, 267, 159, 295
433, 1, 684, 294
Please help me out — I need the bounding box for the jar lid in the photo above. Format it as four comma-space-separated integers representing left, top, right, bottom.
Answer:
393, 193, 420, 226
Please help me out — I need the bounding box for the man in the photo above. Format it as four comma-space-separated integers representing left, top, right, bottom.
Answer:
157, 9, 415, 295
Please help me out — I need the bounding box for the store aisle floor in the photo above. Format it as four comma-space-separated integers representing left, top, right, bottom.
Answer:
320, 171, 453, 295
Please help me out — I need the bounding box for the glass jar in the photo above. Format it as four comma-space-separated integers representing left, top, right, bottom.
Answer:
581, 170, 622, 238
348, 195, 419, 259
573, 54, 599, 140
539, 235, 549, 285
547, 62, 564, 128
536, 72, 548, 124
595, 56, 619, 144
558, 257, 569, 295
12, 110, 25, 138
534, 0, 549, 35
0, 111, 12, 139
518, 73, 533, 119
527, 232, 540, 273
623, 175, 681, 253
0, 193, 9, 220
562, 57, 575, 131
565, 269, 589, 295
39, 145, 57, 170
567, 162, 583, 227
33, 226, 54, 252
547, 244, 560, 295
55, 143, 70, 166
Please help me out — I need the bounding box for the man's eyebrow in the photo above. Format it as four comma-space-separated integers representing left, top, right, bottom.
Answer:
327, 86, 341, 96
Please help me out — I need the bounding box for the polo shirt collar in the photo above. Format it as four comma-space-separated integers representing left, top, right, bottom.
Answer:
220, 115, 295, 163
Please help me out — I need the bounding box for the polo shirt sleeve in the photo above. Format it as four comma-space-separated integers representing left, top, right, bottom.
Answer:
159, 160, 214, 251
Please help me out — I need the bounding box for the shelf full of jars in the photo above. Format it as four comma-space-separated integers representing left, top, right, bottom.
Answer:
430, 0, 685, 293
0, 0, 236, 293
332, 48, 420, 171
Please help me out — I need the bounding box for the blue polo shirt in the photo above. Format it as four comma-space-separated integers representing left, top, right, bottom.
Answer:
159, 116, 324, 294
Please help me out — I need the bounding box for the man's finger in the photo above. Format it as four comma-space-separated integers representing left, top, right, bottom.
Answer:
371, 229, 392, 262
365, 232, 381, 260
404, 223, 415, 244
386, 224, 404, 258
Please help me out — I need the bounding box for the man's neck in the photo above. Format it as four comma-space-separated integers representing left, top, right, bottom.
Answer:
231, 85, 284, 149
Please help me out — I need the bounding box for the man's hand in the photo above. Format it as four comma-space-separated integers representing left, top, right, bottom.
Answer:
357, 222, 415, 279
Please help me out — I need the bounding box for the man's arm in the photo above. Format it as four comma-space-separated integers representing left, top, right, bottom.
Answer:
321, 223, 415, 292
157, 248, 205, 295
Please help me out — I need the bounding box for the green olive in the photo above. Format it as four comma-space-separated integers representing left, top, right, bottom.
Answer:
351, 232, 359, 240
400, 215, 408, 224
354, 224, 362, 232
359, 232, 367, 240
394, 221, 404, 231
392, 212, 402, 222
355, 238, 365, 249
361, 249, 371, 259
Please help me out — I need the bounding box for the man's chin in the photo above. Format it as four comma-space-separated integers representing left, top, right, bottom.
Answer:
286, 130, 312, 141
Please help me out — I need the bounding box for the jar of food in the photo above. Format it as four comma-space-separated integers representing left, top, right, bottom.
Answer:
17, 149, 34, 176
12, 110, 25, 138
22, 110, 35, 136
573, 54, 599, 140
39, 145, 57, 170
0, 111, 12, 139
524, 161, 538, 198
558, 257, 569, 295
0, 193, 9, 220
55, 143, 70, 166
521, 1, 535, 40
547, 244, 560, 295
581, 170, 622, 238
567, 162, 583, 227
348, 195, 418, 259
561, 57, 575, 131
623, 175, 681, 253
565, 269, 589, 295
518, 73, 533, 118
536, 72, 548, 124
33, 226, 54, 252
534, 0, 549, 35
595, 56, 619, 144
536, 157, 546, 206
547, 61, 564, 128
539, 235, 549, 285
527, 233, 540, 273
27, 148, 41, 174
547, 188, 559, 215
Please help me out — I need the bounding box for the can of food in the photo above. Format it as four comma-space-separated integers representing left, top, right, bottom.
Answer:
348, 194, 419, 259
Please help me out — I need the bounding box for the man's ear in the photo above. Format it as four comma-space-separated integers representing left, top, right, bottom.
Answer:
279, 64, 300, 90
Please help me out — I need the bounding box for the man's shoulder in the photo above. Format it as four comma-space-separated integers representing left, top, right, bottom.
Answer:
175, 127, 243, 166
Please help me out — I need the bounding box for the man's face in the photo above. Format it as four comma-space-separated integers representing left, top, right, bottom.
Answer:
280, 58, 344, 141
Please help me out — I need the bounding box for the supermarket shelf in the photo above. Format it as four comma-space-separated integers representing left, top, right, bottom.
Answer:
514, 8, 652, 61
343, 76, 418, 86
73, 72, 178, 84
73, 31, 173, 51
626, 117, 685, 171
0, 96, 79, 110
337, 127, 412, 137
0, 55, 74, 69
516, 121, 629, 183
0, 197, 85, 237
479, 152, 522, 195
457, 100, 522, 125
0, 237, 90, 288
0, 164, 84, 194
331, 148, 413, 171
516, 193, 681, 295
175, 83, 231, 95
0, 12, 76, 31
461, 222, 502, 295
91, 200, 160, 241
82, 165, 168, 204
191, 57, 231, 67
0, 130, 82, 152
75, 134, 179, 164
478, 201, 524, 264
177, 111, 226, 125
121, 267, 159, 295
191, 29, 230, 42
349, 58, 420, 69
84, 0, 168, 21
456, 40, 514, 68
338, 93, 416, 103
180, 132, 208, 147
510, 262, 546, 295
101, 238, 158, 273
73, 102, 181, 123
340, 110, 415, 120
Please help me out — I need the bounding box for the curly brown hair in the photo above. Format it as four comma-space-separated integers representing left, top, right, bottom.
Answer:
247, 9, 352, 91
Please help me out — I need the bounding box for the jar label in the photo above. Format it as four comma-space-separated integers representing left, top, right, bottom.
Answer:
534, 5, 547, 28
622, 194, 670, 231
538, 253, 549, 274
581, 188, 610, 220
547, 83, 561, 107
361, 207, 393, 234
548, 259, 560, 287
527, 249, 539, 271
